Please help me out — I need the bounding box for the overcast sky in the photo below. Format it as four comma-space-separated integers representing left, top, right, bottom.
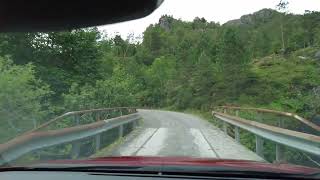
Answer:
99, 0, 320, 40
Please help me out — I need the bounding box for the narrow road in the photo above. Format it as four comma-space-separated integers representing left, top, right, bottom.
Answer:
110, 109, 263, 161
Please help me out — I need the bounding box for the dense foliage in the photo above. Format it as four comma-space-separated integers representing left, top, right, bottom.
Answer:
0, 57, 51, 142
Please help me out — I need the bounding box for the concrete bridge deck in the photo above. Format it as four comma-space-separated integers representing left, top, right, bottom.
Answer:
108, 109, 263, 161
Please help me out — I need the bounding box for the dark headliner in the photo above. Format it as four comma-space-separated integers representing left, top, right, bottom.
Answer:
0, 0, 162, 32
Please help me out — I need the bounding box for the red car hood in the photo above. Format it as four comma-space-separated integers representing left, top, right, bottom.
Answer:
41, 156, 320, 175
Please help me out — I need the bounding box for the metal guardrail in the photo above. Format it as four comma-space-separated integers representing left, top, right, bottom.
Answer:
212, 107, 320, 163
217, 106, 320, 132
28, 107, 137, 132
0, 107, 140, 165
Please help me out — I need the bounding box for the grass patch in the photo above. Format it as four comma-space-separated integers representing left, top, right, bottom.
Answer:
90, 136, 126, 158
91, 120, 142, 158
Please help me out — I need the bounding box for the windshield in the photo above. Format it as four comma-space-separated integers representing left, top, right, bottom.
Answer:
0, 0, 320, 174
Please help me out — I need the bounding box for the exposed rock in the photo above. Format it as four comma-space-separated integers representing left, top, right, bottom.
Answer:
224, 8, 277, 26
252, 8, 274, 22
159, 16, 172, 31
315, 51, 320, 60
298, 56, 307, 60
239, 14, 253, 25
225, 19, 242, 26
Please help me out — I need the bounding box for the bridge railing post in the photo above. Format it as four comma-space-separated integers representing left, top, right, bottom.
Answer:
74, 114, 80, 126
234, 126, 240, 143
119, 125, 124, 137
223, 122, 228, 134
234, 110, 240, 143
96, 111, 101, 121
276, 143, 285, 162
278, 118, 284, 128
222, 108, 227, 133
256, 112, 262, 123
95, 134, 101, 152
71, 140, 81, 159
255, 135, 264, 158
70, 114, 81, 159
132, 119, 138, 128
235, 110, 239, 117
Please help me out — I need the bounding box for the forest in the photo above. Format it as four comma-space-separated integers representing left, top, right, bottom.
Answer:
0, 8, 320, 145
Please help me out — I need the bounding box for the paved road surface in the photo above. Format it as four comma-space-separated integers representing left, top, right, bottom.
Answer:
109, 109, 263, 161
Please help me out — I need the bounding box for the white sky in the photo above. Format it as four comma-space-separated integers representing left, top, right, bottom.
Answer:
99, 0, 320, 40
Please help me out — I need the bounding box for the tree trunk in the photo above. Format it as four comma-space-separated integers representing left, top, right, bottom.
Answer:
281, 23, 285, 51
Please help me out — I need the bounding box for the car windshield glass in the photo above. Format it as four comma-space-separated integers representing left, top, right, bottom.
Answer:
0, 0, 320, 174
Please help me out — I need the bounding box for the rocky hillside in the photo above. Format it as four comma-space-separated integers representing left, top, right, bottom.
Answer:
224, 8, 279, 26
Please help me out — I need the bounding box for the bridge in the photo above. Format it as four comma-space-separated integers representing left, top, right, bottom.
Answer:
0, 107, 319, 167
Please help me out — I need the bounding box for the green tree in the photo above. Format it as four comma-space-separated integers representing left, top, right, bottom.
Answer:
214, 28, 250, 104
0, 57, 51, 142
276, 0, 289, 52
303, 11, 320, 47
63, 65, 139, 110
144, 56, 176, 107
190, 52, 215, 109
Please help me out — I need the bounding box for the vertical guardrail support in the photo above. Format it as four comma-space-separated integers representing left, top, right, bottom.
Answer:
278, 119, 284, 128
234, 127, 240, 143
119, 125, 124, 137
223, 122, 228, 134
256, 112, 262, 123
74, 114, 80, 125
71, 141, 81, 159
276, 143, 285, 162
255, 135, 264, 158
96, 111, 100, 121
275, 118, 286, 162
71, 114, 81, 159
133, 119, 138, 127
222, 108, 227, 133
95, 134, 101, 152
234, 110, 240, 142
